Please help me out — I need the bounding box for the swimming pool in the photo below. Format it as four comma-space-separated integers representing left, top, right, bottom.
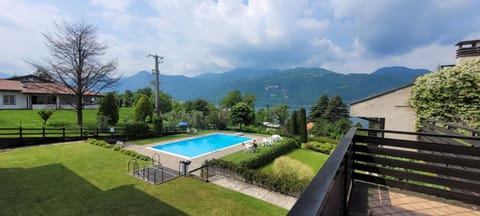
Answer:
149, 134, 253, 159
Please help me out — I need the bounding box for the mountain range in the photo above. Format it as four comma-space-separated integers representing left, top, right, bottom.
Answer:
114, 66, 430, 108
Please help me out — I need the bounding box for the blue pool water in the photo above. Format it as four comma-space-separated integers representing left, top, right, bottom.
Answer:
150, 134, 252, 159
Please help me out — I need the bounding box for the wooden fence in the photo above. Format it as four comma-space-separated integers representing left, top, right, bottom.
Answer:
0, 125, 217, 149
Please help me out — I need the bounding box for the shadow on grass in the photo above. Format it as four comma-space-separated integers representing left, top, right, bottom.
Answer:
0, 164, 188, 216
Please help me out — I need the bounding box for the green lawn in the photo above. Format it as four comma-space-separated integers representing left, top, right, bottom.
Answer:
221, 145, 329, 176
0, 143, 286, 216
0, 108, 135, 128
260, 149, 329, 174
220, 145, 272, 163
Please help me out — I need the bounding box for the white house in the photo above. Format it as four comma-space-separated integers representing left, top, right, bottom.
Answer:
0, 75, 103, 110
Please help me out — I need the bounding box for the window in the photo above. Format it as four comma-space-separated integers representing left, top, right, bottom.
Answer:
3, 95, 15, 105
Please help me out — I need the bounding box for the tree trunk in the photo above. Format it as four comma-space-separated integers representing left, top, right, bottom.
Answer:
77, 95, 83, 127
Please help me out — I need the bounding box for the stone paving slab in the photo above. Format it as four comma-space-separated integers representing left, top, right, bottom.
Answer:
208, 175, 298, 210
353, 182, 480, 216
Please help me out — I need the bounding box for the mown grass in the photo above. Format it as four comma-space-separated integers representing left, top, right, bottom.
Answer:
220, 145, 272, 163
260, 149, 329, 174
221, 144, 329, 177
0, 108, 135, 128
0, 142, 287, 216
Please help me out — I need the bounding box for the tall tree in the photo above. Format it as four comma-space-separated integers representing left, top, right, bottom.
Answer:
123, 90, 134, 107
242, 93, 256, 108
158, 91, 173, 114
192, 98, 212, 116
35, 21, 118, 127
288, 110, 299, 136
134, 95, 153, 122
298, 108, 307, 143
98, 92, 119, 125
230, 102, 254, 130
221, 90, 243, 108
310, 94, 329, 121
271, 104, 290, 125
324, 95, 348, 122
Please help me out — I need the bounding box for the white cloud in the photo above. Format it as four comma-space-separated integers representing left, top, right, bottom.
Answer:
0, 0, 65, 74
0, 0, 479, 78
89, 0, 132, 12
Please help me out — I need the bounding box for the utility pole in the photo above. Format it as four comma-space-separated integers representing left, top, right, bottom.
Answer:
148, 54, 164, 117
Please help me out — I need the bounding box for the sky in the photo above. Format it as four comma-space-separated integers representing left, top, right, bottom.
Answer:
1, 0, 479, 77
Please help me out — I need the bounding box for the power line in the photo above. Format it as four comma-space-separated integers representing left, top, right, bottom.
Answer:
148, 54, 164, 117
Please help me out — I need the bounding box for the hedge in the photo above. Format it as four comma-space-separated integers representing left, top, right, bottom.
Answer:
239, 138, 299, 169
87, 138, 151, 161
304, 141, 336, 154
207, 159, 309, 197
122, 122, 152, 138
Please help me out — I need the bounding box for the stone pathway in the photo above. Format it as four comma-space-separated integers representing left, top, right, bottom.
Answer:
208, 175, 297, 210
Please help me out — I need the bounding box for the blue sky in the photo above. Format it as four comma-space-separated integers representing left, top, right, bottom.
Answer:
1, 0, 479, 77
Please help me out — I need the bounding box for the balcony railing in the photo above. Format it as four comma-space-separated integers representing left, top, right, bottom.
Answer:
289, 127, 480, 215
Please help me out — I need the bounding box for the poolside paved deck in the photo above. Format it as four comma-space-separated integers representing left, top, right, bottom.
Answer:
124, 132, 298, 209
124, 132, 267, 171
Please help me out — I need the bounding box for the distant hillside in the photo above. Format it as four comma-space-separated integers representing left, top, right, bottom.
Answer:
114, 66, 430, 107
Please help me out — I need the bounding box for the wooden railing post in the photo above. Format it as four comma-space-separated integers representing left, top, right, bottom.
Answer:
19, 127, 22, 139
62, 127, 65, 139
80, 127, 83, 138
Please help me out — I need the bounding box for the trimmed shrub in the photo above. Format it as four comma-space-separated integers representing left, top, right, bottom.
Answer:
239, 138, 299, 169
87, 139, 151, 161
304, 141, 337, 154
272, 156, 314, 180
123, 122, 151, 137
309, 136, 339, 145
98, 92, 119, 125
134, 95, 153, 122
207, 159, 310, 197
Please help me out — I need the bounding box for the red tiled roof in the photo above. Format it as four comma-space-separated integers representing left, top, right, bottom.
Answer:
21, 82, 103, 96
0, 80, 102, 96
0, 79, 22, 91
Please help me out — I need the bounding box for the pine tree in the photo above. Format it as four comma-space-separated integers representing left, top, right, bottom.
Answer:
324, 95, 348, 122
98, 92, 119, 125
298, 108, 307, 143
289, 110, 298, 136
310, 94, 329, 121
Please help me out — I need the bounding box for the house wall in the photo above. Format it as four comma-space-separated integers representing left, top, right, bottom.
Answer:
456, 56, 480, 65
0, 92, 28, 109
350, 86, 417, 140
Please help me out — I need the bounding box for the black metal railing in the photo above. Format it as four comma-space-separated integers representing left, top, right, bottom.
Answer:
289, 127, 480, 215
288, 127, 357, 216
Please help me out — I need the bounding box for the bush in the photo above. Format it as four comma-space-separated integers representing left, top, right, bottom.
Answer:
207, 159, 309, 197
308, 136, 339, 145
134, 95, 153, 122
411, 59, 480, 128
87, 139, 151, 161
123, 122, 151, 137
304, 141, 336, 154
272, 156, 314, 180
98, 92, 119, 125
239, 138, 299, 169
